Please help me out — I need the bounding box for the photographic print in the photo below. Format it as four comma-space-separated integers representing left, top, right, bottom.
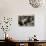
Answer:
18, 16, 34, 26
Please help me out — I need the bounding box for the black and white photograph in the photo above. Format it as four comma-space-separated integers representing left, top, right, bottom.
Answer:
18, 16, 34, 26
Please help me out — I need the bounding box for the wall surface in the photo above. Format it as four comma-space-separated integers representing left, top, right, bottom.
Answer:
0, 0, 46, 40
